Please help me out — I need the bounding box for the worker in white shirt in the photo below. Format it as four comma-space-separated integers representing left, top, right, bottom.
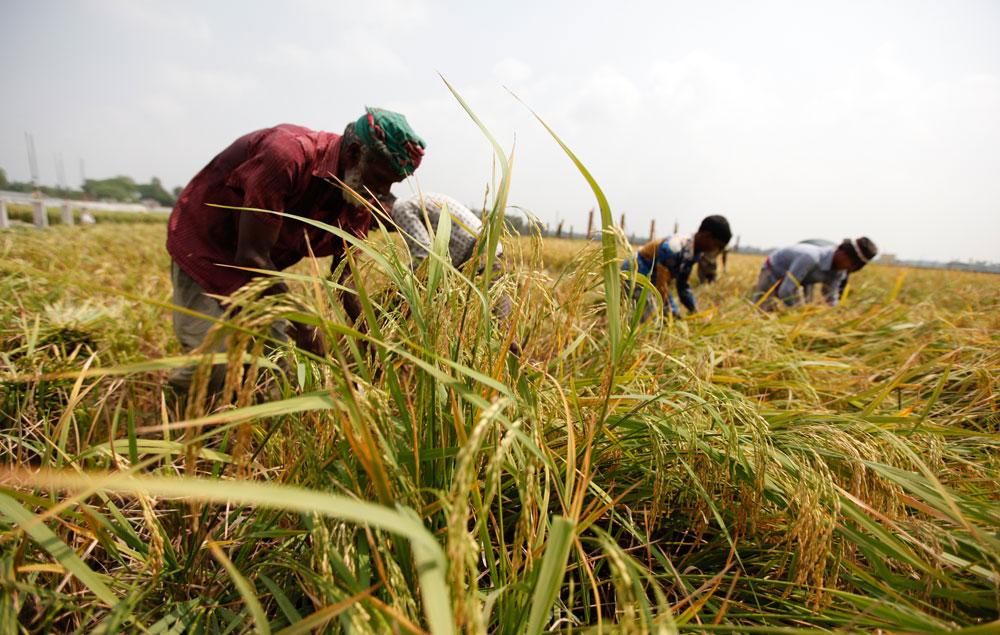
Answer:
378, 191, 513, 331
753, 237, 878, 310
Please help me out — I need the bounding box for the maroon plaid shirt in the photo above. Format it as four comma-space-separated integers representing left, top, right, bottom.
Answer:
166, 124, 371, 297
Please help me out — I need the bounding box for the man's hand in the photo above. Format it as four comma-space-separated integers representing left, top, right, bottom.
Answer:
289, 322, 325, 357
334, 267, 367, 328
235, 210, 290, 296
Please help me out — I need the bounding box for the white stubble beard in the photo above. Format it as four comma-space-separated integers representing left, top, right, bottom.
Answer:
341, 150, 369, 206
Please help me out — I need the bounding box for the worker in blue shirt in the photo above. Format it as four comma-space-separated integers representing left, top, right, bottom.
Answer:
622, 215, 732, 321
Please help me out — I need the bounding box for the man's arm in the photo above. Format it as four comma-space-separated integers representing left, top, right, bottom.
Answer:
330, 257, 372, 361
652, 263, 682, 318
823, 272, 847, 307
226, 137, 330, 355
675, 264, 697, 313
335, 263, 364, 324
777, 255, 815, 306
233, 210, 324, 355
235, 210, 286, 295
228, 133, 302, 295
649, 240, 686, 318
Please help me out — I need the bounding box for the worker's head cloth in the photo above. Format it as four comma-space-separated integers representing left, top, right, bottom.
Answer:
843, 236, 878, 269
354, 107, 425, 178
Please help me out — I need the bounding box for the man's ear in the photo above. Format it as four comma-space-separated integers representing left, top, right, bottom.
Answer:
342, 140, 362, 170
832, 248, 851, 270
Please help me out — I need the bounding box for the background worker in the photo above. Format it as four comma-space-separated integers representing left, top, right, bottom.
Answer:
798, 238, 847, 302
382, 192, 502, 269
622, 215, 732, 321
165, 107, 425, 393
753, 237, 878, 310
378, 191, 512, 324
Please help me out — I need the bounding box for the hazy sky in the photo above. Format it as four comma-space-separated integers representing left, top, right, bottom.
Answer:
2, 0, 998, 262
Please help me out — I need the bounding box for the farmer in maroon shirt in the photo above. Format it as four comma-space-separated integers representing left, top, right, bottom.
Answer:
166, 107, 425, 394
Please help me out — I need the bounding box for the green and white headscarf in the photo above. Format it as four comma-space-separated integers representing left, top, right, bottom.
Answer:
354, 107, 426, 178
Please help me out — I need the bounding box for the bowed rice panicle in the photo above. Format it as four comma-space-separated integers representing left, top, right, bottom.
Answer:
1, 166, 998, 632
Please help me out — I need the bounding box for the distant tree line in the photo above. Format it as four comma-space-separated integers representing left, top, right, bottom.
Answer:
0, 167, 177, 206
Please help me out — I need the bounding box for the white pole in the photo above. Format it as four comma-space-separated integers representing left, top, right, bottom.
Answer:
0, 200, 8, 229
32, 199, 48, 229
61, 201, 74, 225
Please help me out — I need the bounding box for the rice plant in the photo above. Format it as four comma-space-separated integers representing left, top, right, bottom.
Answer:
0, 92, 998, 633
